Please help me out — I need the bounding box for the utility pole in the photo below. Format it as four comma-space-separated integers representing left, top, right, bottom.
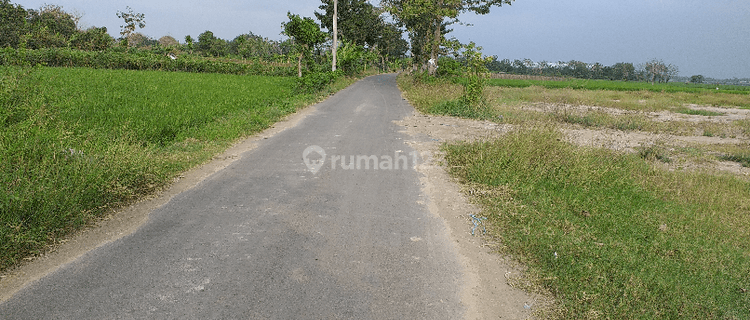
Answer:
332, 0, 338, 71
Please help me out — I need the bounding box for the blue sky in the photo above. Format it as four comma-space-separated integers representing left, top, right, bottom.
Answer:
15, 0, 750, 79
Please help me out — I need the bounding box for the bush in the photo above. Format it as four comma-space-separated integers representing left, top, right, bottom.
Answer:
436, 56, 463, 78
296, 70, 342, 93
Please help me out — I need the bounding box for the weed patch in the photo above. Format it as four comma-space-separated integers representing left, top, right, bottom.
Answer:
443, 127, 750, 318
674, 108, 725, 117
719, 152, 750, 167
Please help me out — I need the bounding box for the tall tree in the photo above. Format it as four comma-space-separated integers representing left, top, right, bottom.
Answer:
316, 0, 383, 48
282, 12, 327, 77
116, 6, 145, 46
196, 30, 227, 57
383, 0, 513, 74
0, 0, 28, 48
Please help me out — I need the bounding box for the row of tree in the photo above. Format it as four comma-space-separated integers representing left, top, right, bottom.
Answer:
484, 57, 684, 83
0, 0, 112, 51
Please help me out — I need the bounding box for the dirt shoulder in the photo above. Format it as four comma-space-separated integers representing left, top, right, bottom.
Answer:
396, 113, 552, 319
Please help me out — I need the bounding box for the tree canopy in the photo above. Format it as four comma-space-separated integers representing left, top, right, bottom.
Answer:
383, 0, 514, 73
282, 12, 327, 77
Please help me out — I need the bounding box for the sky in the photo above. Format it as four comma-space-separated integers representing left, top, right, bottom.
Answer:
15, 0, 750, 79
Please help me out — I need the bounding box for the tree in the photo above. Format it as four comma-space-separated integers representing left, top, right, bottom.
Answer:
316, 0, 382, 48
230, 33, 283, 60
117, 6, 145, 46
158, 35, 179, 47
332, 0, 337, 71
611, 62, 636, 81
383, 0, 514, 74
690, 75, 705, 84
70, 26, 113, 51
27, 4, 77, 38
640, 59, 678, 84
282, 12, 327, 77
0, 0, 29, 48
196, 31, 227, 57
184, 35, 194, 53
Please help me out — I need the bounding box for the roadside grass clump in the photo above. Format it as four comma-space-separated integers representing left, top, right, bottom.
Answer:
637, 144, 672, 163
443, 127, 750, 319
674, 107, 725, 117
0, 65, 350, 271
397, 74, 463, 112
719, 152, 750, 167
429, 99, 495, 119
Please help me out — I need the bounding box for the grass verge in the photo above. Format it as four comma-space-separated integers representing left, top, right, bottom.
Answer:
0, 65, 357, 271
397, 73, 750, 318
444, 127, 750, 319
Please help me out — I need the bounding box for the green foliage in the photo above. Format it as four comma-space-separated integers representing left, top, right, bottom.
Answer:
230, 32, 284, 60
316, 0, 381, 47
690, 74, 705, 84
443, 127, 750, 319
673, 108, 724, 116
197, 30, 228, 57
435, 56, 462, 78
459, 42, 491, 106
0, 66, 316, 270
282, 12, 327, 77
70, 27, 113, 51
0, 47, 295, 76
282, 12, 326, 50
184, 35, 194, 53
429, 98, 494, 119
336, 40, 371, 76
116, 6, 146, 40
719, 152, 750, 167
383, 0, 514, 73
296, 70, 342, 93
0, 0, 28, 48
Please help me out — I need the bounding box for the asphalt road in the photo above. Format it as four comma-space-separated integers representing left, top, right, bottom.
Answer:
0, 74, 467, 319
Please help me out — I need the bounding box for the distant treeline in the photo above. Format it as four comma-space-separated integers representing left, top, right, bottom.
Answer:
483, 57, 749, 86
0, 47, 295, 76
0, 0, 295, 61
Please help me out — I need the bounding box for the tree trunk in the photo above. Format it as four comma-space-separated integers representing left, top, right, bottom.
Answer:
332, 0, 337, 72
297, 53, 303, 78
428, 0, 444, 75
428, 17, 441, 75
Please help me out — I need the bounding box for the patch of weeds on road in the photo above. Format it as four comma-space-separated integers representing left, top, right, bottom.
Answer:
442, 127, 750, 319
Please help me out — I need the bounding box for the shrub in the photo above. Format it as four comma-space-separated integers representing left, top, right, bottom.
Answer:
296, 70, 342, 93
436, 56, 463, 78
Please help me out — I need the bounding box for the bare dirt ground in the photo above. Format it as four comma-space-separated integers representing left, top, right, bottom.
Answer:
398, 104, 750, 178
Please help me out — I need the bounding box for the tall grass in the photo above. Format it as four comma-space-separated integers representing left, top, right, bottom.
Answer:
444, 128, 750, 319
0, 66, 333, 270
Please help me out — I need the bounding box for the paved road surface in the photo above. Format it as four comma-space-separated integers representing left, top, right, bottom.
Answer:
0, 74, 466, 319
